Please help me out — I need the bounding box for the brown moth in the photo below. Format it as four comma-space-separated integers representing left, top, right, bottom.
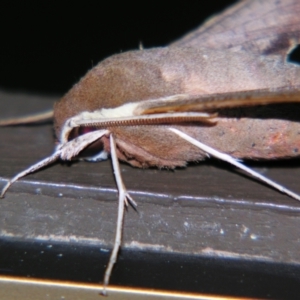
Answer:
1, 0, 300, 295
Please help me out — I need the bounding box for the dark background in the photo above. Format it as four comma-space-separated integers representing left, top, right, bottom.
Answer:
1, 0, 299, 96
0, 1, 243, 95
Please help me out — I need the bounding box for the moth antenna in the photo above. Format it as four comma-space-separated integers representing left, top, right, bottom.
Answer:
169, 128, 300, 202
1, 129, 109, 198
136, 88, 300, 115
0, 110, 53, 126
101, 134, 136, 296
74, 112, 215, 128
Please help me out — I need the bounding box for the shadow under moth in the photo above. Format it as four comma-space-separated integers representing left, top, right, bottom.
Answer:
1, 0, 300, 295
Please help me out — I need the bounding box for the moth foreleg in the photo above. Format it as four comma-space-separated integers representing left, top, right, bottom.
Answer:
0, 152, 60, 198
101, 134, 136, 296
1, 129, 109, 198
169, 128, 300, 201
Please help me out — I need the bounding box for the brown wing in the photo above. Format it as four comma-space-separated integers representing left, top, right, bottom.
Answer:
171, 0, 300, 56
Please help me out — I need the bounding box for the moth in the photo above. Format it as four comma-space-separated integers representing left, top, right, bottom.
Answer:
1, 0, 300, 295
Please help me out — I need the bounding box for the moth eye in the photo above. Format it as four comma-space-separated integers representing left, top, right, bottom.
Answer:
68, 126, 97, 141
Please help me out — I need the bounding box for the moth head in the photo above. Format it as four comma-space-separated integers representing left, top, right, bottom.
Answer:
57, 101, 141, 161
53, 48, 182, 142
52, 46, 219, 165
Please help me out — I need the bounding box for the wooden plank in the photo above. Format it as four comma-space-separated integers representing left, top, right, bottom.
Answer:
1, 90, 300, 298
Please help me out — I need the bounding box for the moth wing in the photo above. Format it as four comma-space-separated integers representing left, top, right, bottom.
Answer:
134, 87, 300, 115
171, 0, 300, 57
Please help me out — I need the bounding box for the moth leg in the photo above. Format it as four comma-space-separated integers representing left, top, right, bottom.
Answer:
101, 134, 136, 296
109, 134, 136, 208
1, 129, 109, 198
0, 152, 60, 198
169, 128, 300, 202
59, 129, 109, 160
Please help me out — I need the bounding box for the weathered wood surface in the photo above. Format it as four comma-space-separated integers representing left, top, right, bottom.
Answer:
1, 90, 300, 298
